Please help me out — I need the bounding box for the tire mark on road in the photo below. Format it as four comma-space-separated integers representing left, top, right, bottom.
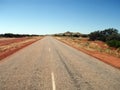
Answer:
54, 47, 81, 90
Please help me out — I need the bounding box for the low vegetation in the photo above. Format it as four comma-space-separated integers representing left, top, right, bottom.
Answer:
0, 33, 40, 38
53, 31, 89, 38
55, 28, 120, 48
54, 28, 120, 58
89, 28, 120, 48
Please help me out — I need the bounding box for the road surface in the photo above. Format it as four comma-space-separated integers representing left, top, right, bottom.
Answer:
0, 37, 120, 90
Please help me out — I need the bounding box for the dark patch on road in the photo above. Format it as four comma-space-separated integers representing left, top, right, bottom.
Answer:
54, 46, 81, 90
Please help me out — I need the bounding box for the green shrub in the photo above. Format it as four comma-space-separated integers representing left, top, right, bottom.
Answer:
89, 28, 120, 42
107, 40, 120, 48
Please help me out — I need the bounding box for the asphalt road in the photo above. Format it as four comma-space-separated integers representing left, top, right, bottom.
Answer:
0, 36, 120, 90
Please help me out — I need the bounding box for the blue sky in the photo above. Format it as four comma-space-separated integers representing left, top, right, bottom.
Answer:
0, 0, 120, 34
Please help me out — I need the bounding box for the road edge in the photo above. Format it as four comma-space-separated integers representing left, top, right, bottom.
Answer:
55, 37, 120, 69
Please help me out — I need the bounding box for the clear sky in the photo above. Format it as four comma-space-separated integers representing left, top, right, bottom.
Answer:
0, 0, 120, 34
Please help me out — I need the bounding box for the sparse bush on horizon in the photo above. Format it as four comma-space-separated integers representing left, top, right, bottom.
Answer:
53, 31, 89, 38
0, 33, 39, 38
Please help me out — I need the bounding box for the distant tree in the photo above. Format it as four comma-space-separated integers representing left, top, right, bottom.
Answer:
89, 28, 120, 41
89, 28, 120, 48
81, 34, 89, 38
73, 34, 79, 37
4, 33, 14, 37
89, 31, 101, 41
0, 33, 39, 38
72, 32, 82, 37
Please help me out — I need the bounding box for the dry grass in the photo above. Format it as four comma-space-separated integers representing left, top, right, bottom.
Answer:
56, 37, 120, 58
0, 37, 42, 60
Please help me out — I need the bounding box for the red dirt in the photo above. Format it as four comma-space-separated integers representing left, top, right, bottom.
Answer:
94, 41, 108, 48
0, 38, 28, 46
0, 37, 42, 60
57, 38, 120, 69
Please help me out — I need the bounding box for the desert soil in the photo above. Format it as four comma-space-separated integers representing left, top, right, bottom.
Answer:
0, 37, 42, 60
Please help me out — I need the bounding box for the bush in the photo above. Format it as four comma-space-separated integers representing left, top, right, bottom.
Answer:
107, 40, 120, 48
0, 33, 39, 38
89, 31, 101, 41
81, 34, 89, 38
89, 28, 120, 42
89, 28, 120, 48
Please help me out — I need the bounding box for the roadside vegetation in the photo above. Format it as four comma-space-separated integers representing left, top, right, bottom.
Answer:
0, 33, 40, 38
54, 28, 120, 58
54, 31, 89, 38
89, 28, 120, 48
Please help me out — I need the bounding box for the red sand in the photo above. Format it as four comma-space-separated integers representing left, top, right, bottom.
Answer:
0, 38, 41, 60
0, 38, 28, 46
